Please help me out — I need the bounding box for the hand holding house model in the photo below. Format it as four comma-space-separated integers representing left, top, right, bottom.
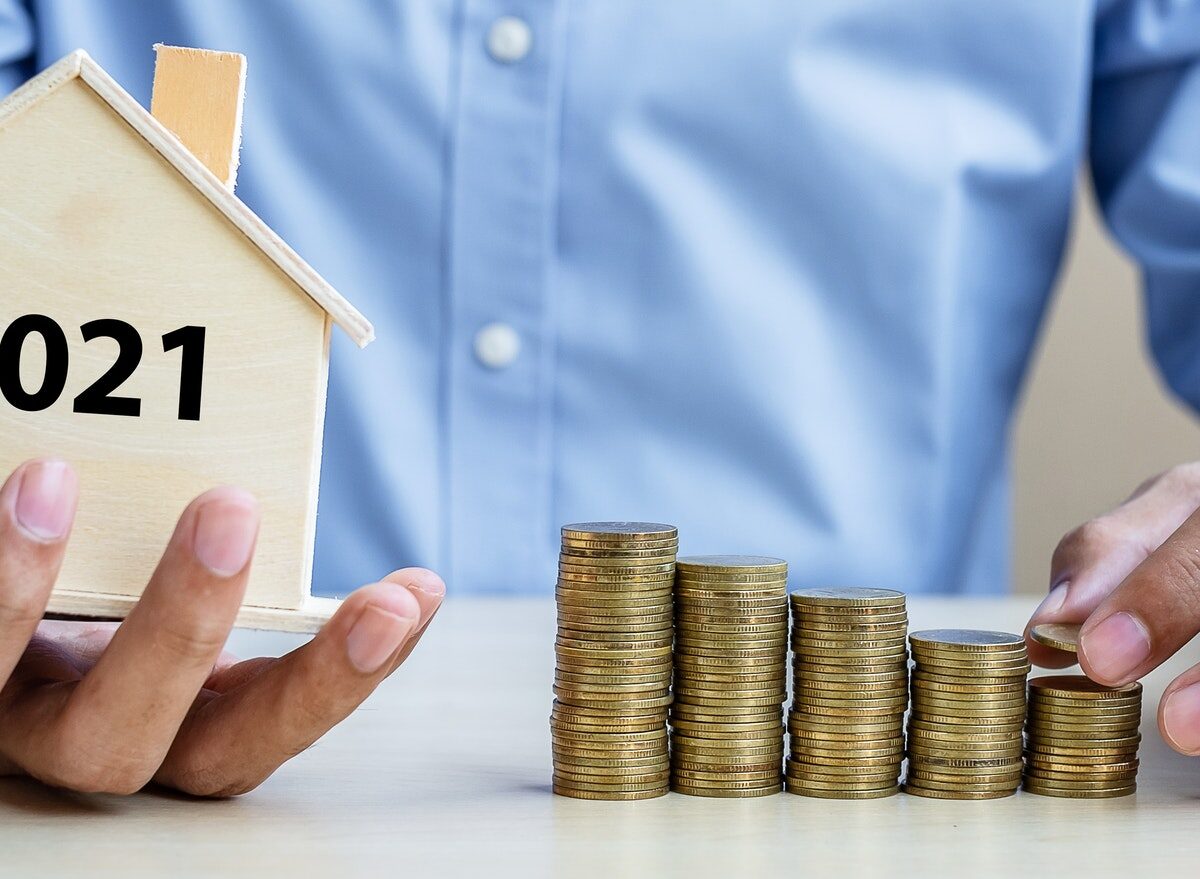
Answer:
0, 46, 373, 632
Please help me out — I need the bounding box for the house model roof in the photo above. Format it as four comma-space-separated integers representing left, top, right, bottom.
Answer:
0, 50, 374, 347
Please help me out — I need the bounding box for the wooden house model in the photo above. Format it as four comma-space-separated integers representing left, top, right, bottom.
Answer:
0, 47, 373, 632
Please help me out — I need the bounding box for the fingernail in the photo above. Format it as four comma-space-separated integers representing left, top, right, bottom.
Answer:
193, 490, 259, 577
15, 460, 76, 540
346, 605, 417, 673
1033, 583, 1069, 619
1081, 611, 1151, 683
1162, 683, 1200, 754
412, 578, 446, 597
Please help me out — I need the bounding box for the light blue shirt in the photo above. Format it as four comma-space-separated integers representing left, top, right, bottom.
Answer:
2, 1, 1198, 597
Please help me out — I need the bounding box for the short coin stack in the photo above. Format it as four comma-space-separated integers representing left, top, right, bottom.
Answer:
904, 630, 1029, 799
670, 556, 789, 797
551, 522, 678, 800
786, 587, 909, 799
1024, 675, 1142, 798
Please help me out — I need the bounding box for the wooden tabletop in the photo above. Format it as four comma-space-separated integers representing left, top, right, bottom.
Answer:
2, 597, 1199, 878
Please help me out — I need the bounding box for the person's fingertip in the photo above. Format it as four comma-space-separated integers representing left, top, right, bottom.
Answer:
191, 488, 260, 577
1079, 611, 1152, 685
346, 604, 418, 673
1161, 682, 1200, 755
13, 458, 77, 542
386, 567, 447, 598
1031, 583, 1068, 622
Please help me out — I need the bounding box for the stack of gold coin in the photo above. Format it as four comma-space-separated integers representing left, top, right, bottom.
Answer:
1024, 675, 1142, 798
785, 587, 908, 799
551, 522, 678, 800
904, 630, 1029, 799
670, 556, 789, 797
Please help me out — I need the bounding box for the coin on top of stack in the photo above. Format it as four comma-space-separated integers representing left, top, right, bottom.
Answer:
670, 556, 788, 798
551, 522, 678, 800
785, 587, 908, 799
904, 630, 1029, 800
1024, 675, 1142, 799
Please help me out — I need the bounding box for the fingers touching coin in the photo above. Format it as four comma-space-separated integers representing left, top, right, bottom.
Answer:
1025, 463, 1200, 669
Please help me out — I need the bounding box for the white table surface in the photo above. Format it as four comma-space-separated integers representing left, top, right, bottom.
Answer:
2, 597, 1200, 878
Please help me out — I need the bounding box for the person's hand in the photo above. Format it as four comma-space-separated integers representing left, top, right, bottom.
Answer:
1024, 462, 1200, 755
0, 458, 444, 796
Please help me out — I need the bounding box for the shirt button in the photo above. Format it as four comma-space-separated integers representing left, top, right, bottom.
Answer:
473, 322, 521, 369
486, 16, 533, 64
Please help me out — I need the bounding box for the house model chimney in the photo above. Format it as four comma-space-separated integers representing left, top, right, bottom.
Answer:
150, 44, 246, 190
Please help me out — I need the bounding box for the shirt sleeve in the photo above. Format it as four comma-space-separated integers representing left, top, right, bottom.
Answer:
0, 0, 33, 96
1090, 0, 1200, 412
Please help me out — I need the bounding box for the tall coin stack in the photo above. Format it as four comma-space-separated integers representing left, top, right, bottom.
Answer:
670, 556, 789, 798
551, 522, 678, 800
1023, 675, 1142, 798
904, 630, 1029, 799
786, 587, 909, 799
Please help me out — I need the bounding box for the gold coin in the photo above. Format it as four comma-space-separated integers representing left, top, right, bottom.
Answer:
902, 783, 1014, 800
672, 783, 783, 798
561, 521, 678, 540
904, 777, 1019, 794
906, 743, 1024, 760
788, 752, 903, 769
679, 669, 788, 684
1027, 702, 1141, 718
670, 717, 783, 733
1022, 780, 1136, 798
793, 744, 903, 761
552, 748, 668, 765
559, 557, 681, 569
556, 564, 676, 579
559, 533, 676, 545
552, 727, 666, 743
672, 745, 784, 761
677, 554, 788, 573
912, 754, 1023, 770
903, 727, 1018, 745
552, 785, 668, 800
552, 754, 668, 771
909, 699, 1027, 716
1029, 623, 1081, 654
789, 586, 905, 606
911, 677, 1026, 696
787, 754, 902, 773
672, 752, 781, 768
553, 764, 670, 781
678, 624, 790, 639
1025, 722, 1141, 740
559, 542, 678, 556
671, 709, 783, 725
780, 776, 900, 793
669, 776, 784, 792
794, 693, 908, 709
788, 716, 903, 734
785, 767, 900, 785
673, 763, 781, 778
1023, 755, 1140, 773
672, 766, 781, 782
673, 692, 785, 708
676, 608, 789, 622
907, 760, 1023, 776
909, 629, 1025, 651
552, 777, 671, 794
792, 635, 908, 651
785, 782, 900, 799
554, 694, 673, 712
795, 609, 908, 624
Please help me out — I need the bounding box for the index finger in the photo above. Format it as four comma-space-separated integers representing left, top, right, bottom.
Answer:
1077, 505, 1200, 687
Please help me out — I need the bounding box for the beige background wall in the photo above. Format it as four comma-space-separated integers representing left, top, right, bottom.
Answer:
1012, 183, 1198, 595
